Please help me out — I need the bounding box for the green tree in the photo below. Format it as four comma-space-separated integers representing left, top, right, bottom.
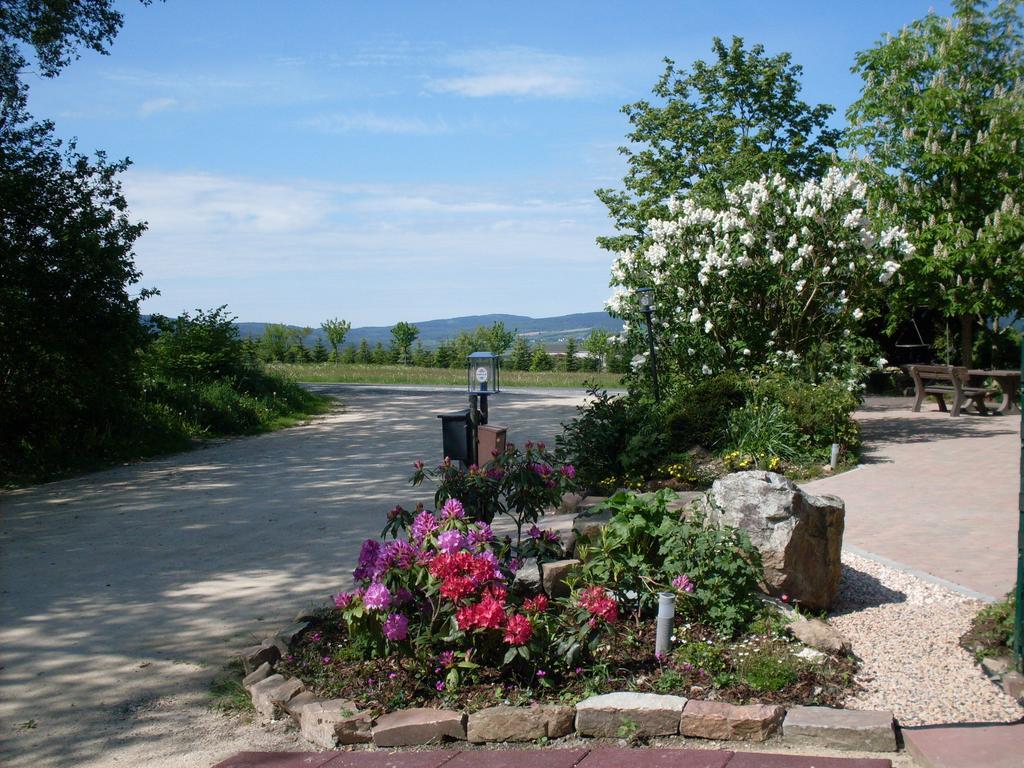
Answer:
435, 340, 455, 369
259, 324, 291, 362
508, 336, 532, 370
311, 336, 329, 363
529, 344, 555, 371
357, 339, 372, 363
411, 342, 434, 367
583, 329, 610, 370
846, 0, 1024, 366
596, 37, 841, 253
340, 344, 357, 364
371, 341, 390, 365
564, 337, 579, 371
0, 0, 153, 476
389, 321, 420, 365
321, 317, 351, 361
482, 321, 516, 356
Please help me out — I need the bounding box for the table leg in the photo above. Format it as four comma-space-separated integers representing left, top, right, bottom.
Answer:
996, 376, 1020, 415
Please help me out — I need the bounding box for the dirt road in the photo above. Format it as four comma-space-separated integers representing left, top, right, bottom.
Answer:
0, 386, 586, 768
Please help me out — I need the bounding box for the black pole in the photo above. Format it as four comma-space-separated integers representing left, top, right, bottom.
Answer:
468, 393, 480, 468
643, 306, 661, 403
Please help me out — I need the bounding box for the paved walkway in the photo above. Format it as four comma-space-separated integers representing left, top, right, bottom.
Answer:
803, 396, 1021, 600
212, 748, 894, 768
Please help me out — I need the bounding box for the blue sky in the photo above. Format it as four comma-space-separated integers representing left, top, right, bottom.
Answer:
27, 0, 952, 327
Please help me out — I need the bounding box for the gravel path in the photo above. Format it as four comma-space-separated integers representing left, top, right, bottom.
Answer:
833, 551, 1023, 726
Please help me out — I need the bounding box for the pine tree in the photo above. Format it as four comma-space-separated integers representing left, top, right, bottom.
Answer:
312, 337, 329, 363
508, 336, 532, 370
564, 337, 579, 371
357, 339, 372, 363
530, 344, 555, 371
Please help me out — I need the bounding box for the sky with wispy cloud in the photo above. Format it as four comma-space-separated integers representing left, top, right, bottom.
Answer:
27, 0, 952, 326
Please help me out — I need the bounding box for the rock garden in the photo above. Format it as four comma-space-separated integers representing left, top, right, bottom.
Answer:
234, 439, 907, 752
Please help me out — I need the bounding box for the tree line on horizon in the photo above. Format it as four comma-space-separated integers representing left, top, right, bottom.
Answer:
256, 319, 634, 373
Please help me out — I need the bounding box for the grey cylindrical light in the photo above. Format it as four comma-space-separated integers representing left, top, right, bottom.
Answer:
655, 591, 676, 657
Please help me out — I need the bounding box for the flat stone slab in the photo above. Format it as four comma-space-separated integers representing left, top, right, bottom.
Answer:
467, 704, 574, 742
783, 706, 896, 752
576, 692, 686, 738
541, 558, 580, 598
445, 750, 589, 768
680, 700, 784, 742
725, 754, 892, 768
903, 722, 1024, 768
210, 753, 349, 768
577, 748, 732, 768
300, 699, 372, 748
372, 707, 466, 747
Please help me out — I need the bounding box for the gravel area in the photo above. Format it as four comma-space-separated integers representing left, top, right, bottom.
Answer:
832, 551, 1023, 726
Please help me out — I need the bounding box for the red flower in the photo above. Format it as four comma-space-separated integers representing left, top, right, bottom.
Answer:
440, 575, 475, 601
503, 613, 533, 645
523, 594, 548, 613
578, 586, 618, 624
456, 593, 507, 631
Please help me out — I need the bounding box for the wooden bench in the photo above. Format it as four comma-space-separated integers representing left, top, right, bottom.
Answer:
909, 364, 999, 417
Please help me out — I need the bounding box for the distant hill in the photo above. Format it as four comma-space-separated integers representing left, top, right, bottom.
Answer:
234, 312, 623, 350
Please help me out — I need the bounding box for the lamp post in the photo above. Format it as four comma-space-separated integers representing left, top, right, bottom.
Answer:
466, 351, 501, 466
637, 287, 661, 403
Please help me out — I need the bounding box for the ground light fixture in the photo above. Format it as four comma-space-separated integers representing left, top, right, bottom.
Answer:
636, 287, 661, 403
467, 351, 501, 466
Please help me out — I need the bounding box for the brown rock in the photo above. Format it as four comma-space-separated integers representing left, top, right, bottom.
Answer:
250, 674, 304, 720
783, 705, 896, 752
467, 704, 575, 743
284, 691, 319, 723
698, 471, 845, 611
242, 661, 272, 690
680, 700, 784, 742
575, 692, 685, 738
573, 508, 614, 543
300, 699, 372, 747
560, 492, 584, 514
790, 617, 850, 654
372, 708, 466, 747
238, 640, 280, 674
541, 559, 580, 598
1004, 671, 1024, 701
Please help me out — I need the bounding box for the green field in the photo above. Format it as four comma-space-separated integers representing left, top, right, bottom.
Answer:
270, 363, 625, 389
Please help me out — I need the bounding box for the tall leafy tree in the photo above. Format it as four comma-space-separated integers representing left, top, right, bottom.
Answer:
389, 321, 420, 365
846, 0, 1024, 365
320, 317, 351, 361
596, 37, 842, 252
0, 1, 152, 475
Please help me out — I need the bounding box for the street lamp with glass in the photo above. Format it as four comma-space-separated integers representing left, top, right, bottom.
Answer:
636, 287, 661, 403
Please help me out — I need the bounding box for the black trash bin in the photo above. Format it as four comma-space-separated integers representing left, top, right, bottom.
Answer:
437, 410, 471, 464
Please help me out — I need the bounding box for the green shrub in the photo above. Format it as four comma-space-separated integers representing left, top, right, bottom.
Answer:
576, 489, 764, 636
725, 399, 806, 465
752, 375, 861, 455
664, 373, 749, 451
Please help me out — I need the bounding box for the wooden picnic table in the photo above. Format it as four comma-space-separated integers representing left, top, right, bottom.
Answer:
968, 368, 1021, 415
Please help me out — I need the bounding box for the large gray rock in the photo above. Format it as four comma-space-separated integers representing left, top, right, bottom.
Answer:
541, 559, 580, 598
512, 558, 542, 595
698, 471, 844, 611
790, 617, 851, 654
575, 692, 685, 738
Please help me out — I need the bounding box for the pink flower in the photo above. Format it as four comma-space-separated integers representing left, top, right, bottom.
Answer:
441, 499, 465, 519
411, 510, 438, 543
561, 464, 576, 479
578, 586, 618, 624
363, 582, 392, 611
435, 680, 446, 691
672, 574, 695, 593
382, 613, 409, 641
437, 530, 466, 554
437, 651, 456, 669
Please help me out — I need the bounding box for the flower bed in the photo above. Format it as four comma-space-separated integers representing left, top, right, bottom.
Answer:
269, 453, 857, 729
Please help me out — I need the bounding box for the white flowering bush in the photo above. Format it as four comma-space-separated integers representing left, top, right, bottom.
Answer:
606, 168, 913, 385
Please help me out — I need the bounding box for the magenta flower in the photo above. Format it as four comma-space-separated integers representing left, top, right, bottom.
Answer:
441, 499, 465, 519
333, 589, 361, 609
435, 680, 446, 692
363, 582, 392, 611
382, 613, 409, 641
437, 651, 456, 669
561, 464, 576, 479
354, 539, 383, 581
411, 510, 438, 543
672, 574, 695, 593
467, 522, 494, 549
383, 540, 417, 570
437, 530, 466, 554
527, 524, 542, 539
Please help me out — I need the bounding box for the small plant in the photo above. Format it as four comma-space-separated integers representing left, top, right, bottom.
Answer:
961, 593, 1016, 662
738, 650, 799, 692
209, 659, 254, 714
725, 399, 806, 466
617, 718, 642, 745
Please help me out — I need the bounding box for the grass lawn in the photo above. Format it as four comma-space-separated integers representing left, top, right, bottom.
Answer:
271, 362, 625, 389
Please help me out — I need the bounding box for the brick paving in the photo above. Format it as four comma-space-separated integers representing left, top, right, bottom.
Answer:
902, 722, 1024, 768
802, 396, 1021, 599
211, 750, 892, 768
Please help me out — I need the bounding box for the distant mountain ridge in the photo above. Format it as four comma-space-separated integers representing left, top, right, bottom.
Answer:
234, 311, 622, 349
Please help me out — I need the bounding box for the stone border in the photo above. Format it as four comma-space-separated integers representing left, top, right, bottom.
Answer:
237, 628, 898, 752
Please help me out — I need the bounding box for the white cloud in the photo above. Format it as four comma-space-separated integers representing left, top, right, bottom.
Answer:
139, 97, 180, 117
301, 112, 450, 135
427, 46, 590, 98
